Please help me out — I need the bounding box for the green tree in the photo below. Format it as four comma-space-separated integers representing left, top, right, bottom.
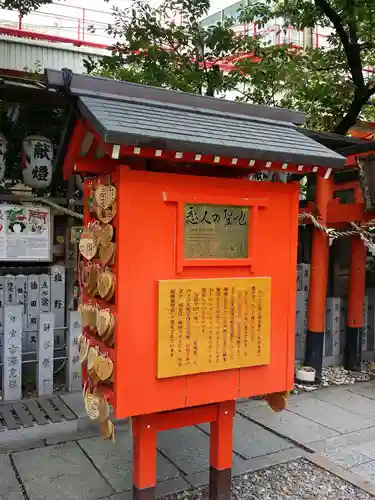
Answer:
1, 0, 55, 15
87, 0, 375, 135
85, 0, 256, 97
237, 0, 375, 134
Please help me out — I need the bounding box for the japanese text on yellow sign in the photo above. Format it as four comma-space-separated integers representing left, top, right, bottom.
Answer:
157, 278, 271, 378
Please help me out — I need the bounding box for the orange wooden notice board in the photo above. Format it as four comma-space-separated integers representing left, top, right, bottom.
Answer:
109, 168, 299, 419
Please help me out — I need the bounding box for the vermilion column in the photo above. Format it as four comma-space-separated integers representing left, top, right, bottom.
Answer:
132, 414, 157, 500
345, 237, 367, 371
306, 175, 333, 378
209, 401, 235, 500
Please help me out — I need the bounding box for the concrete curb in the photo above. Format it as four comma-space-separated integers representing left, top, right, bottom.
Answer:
307, 453, 375, 496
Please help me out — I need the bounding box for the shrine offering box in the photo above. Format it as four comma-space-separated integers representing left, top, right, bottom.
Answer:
88, 167, 299, 419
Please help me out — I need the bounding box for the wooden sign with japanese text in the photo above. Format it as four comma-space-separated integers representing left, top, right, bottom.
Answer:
157, 277, 271, 378
184, 204, 248, 259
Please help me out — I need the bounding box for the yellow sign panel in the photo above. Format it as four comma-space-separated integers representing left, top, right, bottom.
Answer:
157, 278, 271, 379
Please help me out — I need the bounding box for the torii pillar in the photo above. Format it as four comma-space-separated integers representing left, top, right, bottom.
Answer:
306, 174, 333, 378
345, 236, 367, 371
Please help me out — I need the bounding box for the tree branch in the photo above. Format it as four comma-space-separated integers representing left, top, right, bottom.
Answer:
333, 88, 369, 134
314, 0, 364, 89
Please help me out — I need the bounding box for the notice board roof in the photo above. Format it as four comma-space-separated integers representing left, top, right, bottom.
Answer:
45, 69, 346, 171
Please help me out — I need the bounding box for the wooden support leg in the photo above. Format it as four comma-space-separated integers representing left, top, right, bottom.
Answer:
209, 401, 235, 500
132, 414, 157, 500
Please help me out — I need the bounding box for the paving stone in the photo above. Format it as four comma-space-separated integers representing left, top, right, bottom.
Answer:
351, 460, 375, 482
155, 477, 190, 496
106, 478, 190, 500
0, 454, 24, 500
314, 387, 375, 417
238, 405, 339, 444
157, 426, 242, 475
287, 397, 375, 433
108, 492, 132, 500
348, 381, 375, 400
12, 441, 113, 500
79, 432, 179, 493
199, 415, 292, 459
351, 440, 375, 460
321, 445, 373, 469
311, 426, 375, 452
60, 393, 85, 418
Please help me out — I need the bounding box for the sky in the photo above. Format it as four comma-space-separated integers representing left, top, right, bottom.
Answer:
0, 0, 237, 45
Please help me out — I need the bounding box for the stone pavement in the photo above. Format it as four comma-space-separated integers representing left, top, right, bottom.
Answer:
3, 381, 375, 500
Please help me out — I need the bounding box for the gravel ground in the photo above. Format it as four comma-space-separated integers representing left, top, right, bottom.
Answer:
161, 459, 373, 500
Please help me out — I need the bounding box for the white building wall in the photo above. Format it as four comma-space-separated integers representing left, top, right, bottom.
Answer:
0, 36, 107, 74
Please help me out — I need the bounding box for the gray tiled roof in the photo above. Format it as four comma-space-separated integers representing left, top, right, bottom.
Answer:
77, 94, 345, 169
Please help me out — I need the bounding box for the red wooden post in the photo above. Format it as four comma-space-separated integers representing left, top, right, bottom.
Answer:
132, 414, 157, 500
306, 174, 333, 378
209, 400, 235, 500
345, 237, 367, 371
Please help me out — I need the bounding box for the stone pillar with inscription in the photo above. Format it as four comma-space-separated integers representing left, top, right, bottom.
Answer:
27, 274, 40, 331
3, 305, 23, 401
66, 311, 82, 392
39, 274, 51, 313
5, 274, 16, 306
37, 312, 55, 396
51, 266, 66, 346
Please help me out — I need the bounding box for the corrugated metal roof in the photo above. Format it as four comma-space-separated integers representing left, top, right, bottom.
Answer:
77, 94, 346, 169
0, 37, 105, 74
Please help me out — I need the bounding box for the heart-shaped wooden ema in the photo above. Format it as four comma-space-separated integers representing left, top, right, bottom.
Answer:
87, 346, 99, 372
91, 223, 103, 244
109, 243, 116, 266
97, 309, 111, 337
95, 356, 113, 381
88, 266, 98, 296
98, 397, 110, 423
104, 275, 116, 301
86, 393, 101, 421
81, 264, 91, 290
100, 224, 113, 247
99, 242, 114, 267
95, 183, 117, 209
96, 202, 116, 224
98, 271, 113, 299
80, 304, 90, 328
100, 419, 113, 440
79, 233, 97, 260
79, 337, 89, 364
102, 315, 114, 344
88, 305, 97, 329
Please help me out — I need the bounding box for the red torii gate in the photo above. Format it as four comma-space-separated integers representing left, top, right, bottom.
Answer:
300, 133, 375, 375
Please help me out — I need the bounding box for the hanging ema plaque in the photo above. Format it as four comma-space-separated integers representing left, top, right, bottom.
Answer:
184, 204, 248, 259
157, 277, 271, 378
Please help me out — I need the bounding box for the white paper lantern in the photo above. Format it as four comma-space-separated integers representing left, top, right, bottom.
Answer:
21, 135, 54, 189
0, 133, 7, 182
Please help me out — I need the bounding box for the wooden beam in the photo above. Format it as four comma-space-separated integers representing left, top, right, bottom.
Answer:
62, 120, 87, 179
